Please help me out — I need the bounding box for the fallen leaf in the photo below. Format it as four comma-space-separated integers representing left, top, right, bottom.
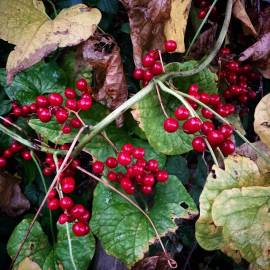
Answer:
233, 0, 257, 36
0, 1, 101, 83
132, 255, 171, 270
82, 32, 128, 126
189, 24, 218, 59
164, 0, 192, 53
254, 93, 270, 145
18, 258, 42, 270
257, 6, 270, 35
0, 173, 30, 217
119, 0, 171, 66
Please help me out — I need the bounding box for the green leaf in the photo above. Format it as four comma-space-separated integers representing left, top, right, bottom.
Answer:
97, 0, 119, 14
0, 62, 66, 104
55, 223, 95, 270
195, 155, 270, 270
90, 176, 198, 268
0, 100, 11, 115
165, 60, 218, 93
7, 218, 51, 269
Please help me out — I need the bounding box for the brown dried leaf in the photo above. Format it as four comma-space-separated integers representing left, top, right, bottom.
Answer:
0, 173, 30, 217
82, 33, 128, 126
190, 24, 218, 59
233, 0, 257, 36
119, 0, 171, 66
132, 255, 171, 270
258, 6, 270, 36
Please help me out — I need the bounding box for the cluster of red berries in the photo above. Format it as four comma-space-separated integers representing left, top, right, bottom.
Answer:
4, 78, 92, 135
194, 0, 220, 20
92, 144, 169, 195
163, 84, 235, 156
133, 40, 177, 86
0, 141, 32, 169
219, 48, 259, 113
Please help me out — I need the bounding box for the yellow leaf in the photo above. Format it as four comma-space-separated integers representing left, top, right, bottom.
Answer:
0, 1, 101, 83
164, 0, 192, 53
18, 258, 42, 270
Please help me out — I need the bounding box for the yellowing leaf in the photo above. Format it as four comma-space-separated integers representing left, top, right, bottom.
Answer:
0, 1, 101, 83
164, 0, 192, 53
254, 93, 270, 147
18, 258, 42, 270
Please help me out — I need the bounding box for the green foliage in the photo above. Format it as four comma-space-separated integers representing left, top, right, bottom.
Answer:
91, 176, 198, 267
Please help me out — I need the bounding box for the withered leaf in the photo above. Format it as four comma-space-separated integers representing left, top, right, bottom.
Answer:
190, 24, 218, 59
132, 255, 172, 270
82, 33, 128, 126
119, 0, 171, 66
0, 173, 30, 217
258, 6, 270, 35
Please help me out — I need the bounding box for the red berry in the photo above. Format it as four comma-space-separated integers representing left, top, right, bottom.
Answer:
72, 221, 89, 236
58, 213, 69, 224
3, 149, 13, 158
38, 108, 52, 123
147, 159, 159, 172
77, 98, 92, 111
60, 196, 74, 210
66, 99, 78, 111
70, 118, 82, 128
107, 171, 117, 181
216, 105, 230, 117
188, 84, 199, 95
133, 68, 144, 80
48, 93, 63, 106
156, 170, 168, 182
238, 94, 248, 103
151, 62, 163, 75
219, 47, 231, 56
120, 178, 134, 194
55, 109, 69, 124
143, 174, 155, 186
142, 54, 155, 67
163, 118, 179, 133
79, 210, 91, 222
13, 107, 22, 117
29, 103, 37, 113
201, 121, 215, 135
192, 137, 206, 152
65, 88, 76, 99
133, 147, 145, 159
21, 105, 30, 116
148, 49, 159, 60
200, 93, 210, 104
227, 61, 240, 72
141, 185, 153, 194
209, 94, 221, 106
62, 125, 72, 134
70, 204, 86, 219
219, 124, 233, 138
117, 152, 132, 166
76, 78, 88, 92
43, 167, 53, 176
92, 161, 104, 174
182, 117, 202, 134
174, 106, 189, 120
201, 108, 213, 119
21, 150, 32, 161
61, 177, 75, 193
36, 95, 49, 107
47, 198, 59, 210
198, 9, 207, 19
0, 157, 7, 168
105, 157, 118, 168
143, 70, 153, 81
122, 144, 134, 154
10, 142, 22, 153
207, 130, 224, 146
48, 189, 57, 199
220, 139, 235, 156
164, 40, 177, 52
81, 93, 92, 100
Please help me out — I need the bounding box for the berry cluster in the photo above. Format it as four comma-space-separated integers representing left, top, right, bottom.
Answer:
0, 141, 31, 169
92, 143, 169, 195
133, 40, 177, 86
194, 0, 221, 20
218, 48, 259, 114
163, 84, 235, 156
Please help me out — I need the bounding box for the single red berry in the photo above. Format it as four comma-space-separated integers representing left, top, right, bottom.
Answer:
36, 96, 49, 107
209, 94, 221, 106
133, 147, 145, 160
148, 49, 159, 60
13, 107, 22, 117
151, 62, 163, 75
141, 185, 153, 194
201, 108, 213, 119
72, 221, 90, 236
227, 61, 240, 72
143, 70, 153, 81
77, 98, 92, 111
219, 124, 233, 139
117, 152, 132, 166
125, 185, 135, 194
92, 161, 104, 174
188, 84, 199, 95
248, 90, 256, 99
147, 159, 159, 172
55, 109, 69, 124
76, 78, 88, 92
220, 139, 235, 156
58, 213, 69, 224
156, 170, 168, 182
81, 93, 92, 100
48, 189, 57, 199
133, 68, 144, 80
65, 88, 76, 99
201, 121, 215, 135
62, 125, 72, 134
219, 47, 231, 56
60, 196, 74, 210
79, 210, 91, 222
216, 105, 230, 117
143, 174, 155, 186
142, 54, 155, 67
200, 93, 210, 104
66, 99, 78, 111
122, 144, 134, 154
3, 149, 13, 158
174, 106, 189, 120
70, 118, 82, 128
0, 157, 7, 168
198, 9, 207, 19
21, 105, 30, 116
105, 157, 118, 168
60, 144, 70, 151
29, 103, 37, 113
163, 117, 179, 133
47, 198, 59, 210
164, 40, 177, 52
192, 137, 206, 152
238, 94, 248, 103
70, 204, 86, 219
61, 177, 75, 193
182, 117, 202, 134
45, 154, 54, 165
43, 167, 53, 176
207, 130, 224, 146
48, 93, 63, 106
107, 171, 117, 181
21, 150, 32, 161
188, 100, 199, 110
120, 178, 134, 194
38, 108, 52, 123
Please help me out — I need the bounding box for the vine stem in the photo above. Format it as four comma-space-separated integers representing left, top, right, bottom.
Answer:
185, 0, 219, 57
10, 127, 86, 269
77, 166, 177, 269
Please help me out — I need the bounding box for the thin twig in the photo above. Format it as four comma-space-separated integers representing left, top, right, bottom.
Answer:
0, 116, 22, 131
155, 84, 169, 118
101, 131, 119, 153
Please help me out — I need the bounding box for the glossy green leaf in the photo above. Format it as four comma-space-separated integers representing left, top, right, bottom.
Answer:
0, 100, 11, 115
91, 176, 198, 268
0, 62, 66, 104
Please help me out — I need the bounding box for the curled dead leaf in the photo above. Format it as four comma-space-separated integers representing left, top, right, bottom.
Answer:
0, 1, 101, 83
119, 0, 171, 66
132, 255, 171, 270
0, 173, 30, 217
82, 33, 128, 126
